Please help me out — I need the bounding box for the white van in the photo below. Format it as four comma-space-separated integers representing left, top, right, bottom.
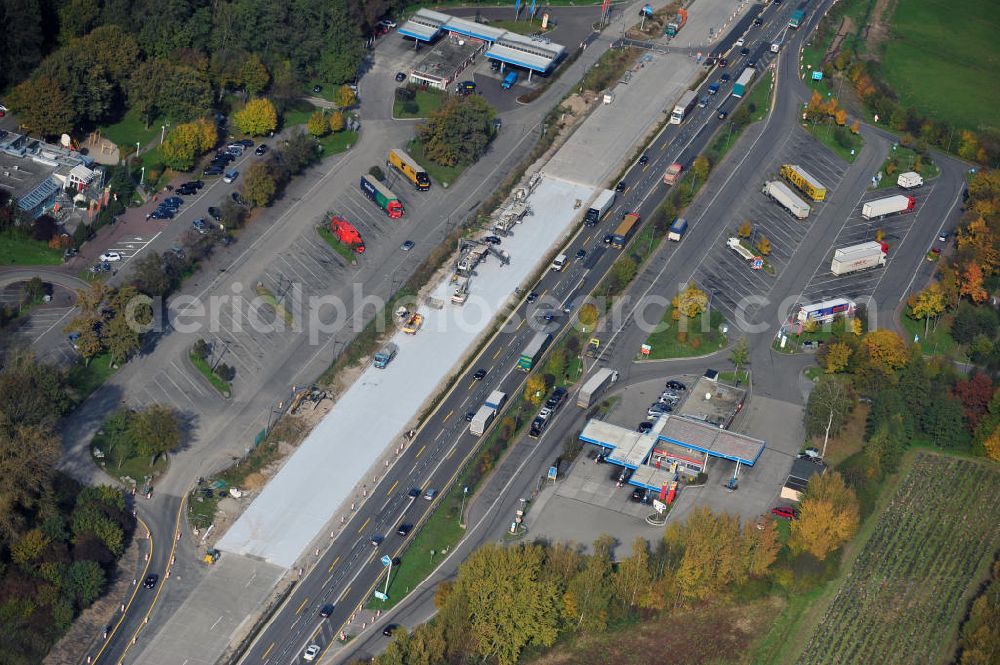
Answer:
550, 253, 567, 271
770, 41, 781, 53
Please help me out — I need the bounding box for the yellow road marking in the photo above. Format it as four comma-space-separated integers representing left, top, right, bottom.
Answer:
296, 597, 309, 615
357, 517, 371, 534
327, 555, 340, 573
415, 445, 426, 459
386, 480, 398, 496
261, 642, 275, 660
443, 409, 453, 422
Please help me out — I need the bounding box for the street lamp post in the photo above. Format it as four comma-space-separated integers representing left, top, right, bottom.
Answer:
459, 486, 468, 526
135, 141, 140, 157
139, 166, 145, 186
160, 123, 169, 145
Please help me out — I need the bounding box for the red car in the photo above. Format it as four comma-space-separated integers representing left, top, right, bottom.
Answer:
771, 506, 799, 520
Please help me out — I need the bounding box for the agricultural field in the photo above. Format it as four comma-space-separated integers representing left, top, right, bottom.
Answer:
880, 0, 999, 132
795, 453, 1000, 665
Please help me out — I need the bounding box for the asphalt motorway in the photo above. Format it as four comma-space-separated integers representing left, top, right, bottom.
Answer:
239, 4, 813, 663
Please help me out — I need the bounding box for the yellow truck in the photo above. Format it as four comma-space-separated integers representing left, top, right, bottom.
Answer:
388, 148, 431, 191
402, 312, 424, 334
780, 164, 827, 201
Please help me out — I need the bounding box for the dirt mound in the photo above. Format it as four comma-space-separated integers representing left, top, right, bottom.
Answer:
242, 472, 267, 490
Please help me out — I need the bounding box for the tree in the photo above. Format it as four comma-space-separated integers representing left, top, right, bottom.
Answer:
241, 160, 278, 208
824, 342, 852, 373
729, 337, 749, 382
157, 64, 214, 122
128, 405, 181, 463
418, 95, 495, 168
334, 85, 357, 108
755, 235, 771, 256
161, 119, 218, 170
65, 560, 105, 608
744, 518, 780, 577
128, 59, 168, 127
0, 421, 60, 543
954, 374, 994, 431
234, 98, 278, 136
671, 283, 708, 319
306, 110, 329, 137
329, 110, 345, 132
804, 376, 855, 456
610, 257, 637, 290
691, 155, 710, 183
564, 536, 616, 630
524, 374, 546, 405
0, 349, 71, 426
7, 76, 76, 138
612, 538, 652, 609
102, 315, 140, 366
960, 263, 989, 304
983, 425, 1000, 463
544, 348, 567, 384
860, 329, 909, 374
192, 339, 210, 361
674, 508, 747, 598
789, 472, 859, 561
737, 220, 752, 239
240, 53, 270, 96
451, 544, 559, 665
907, 283, 946, 336
578, 303, 599, 330
99, 409, 136, 469
958, 561, 1000, 665
834, 108, 848, 126
319, 2, 364, 84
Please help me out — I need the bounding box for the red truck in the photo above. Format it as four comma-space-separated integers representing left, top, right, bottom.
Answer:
331, 216, 365, 253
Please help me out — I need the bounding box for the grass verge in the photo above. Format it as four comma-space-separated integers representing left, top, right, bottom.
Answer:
254, 284, 294, 327
899, 311, 962, 358
642, 307, 726, 359
67, 353, 117, 402
875, 144, 939, 189
407, 138, 465, 188
745, 70, 773, 122
281, 99, 317, 129
0, 232, 63, 266
318, 225, 360, 263
393, 88, 446, 119
189, 353, 233, 397
803, 120, 864, 163
317, 130, 357, 158
99, 110, 162, 150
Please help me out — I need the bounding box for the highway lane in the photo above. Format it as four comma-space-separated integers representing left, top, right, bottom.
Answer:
240, 4, 805, 663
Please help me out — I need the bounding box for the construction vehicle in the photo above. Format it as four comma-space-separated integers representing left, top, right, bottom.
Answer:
727, 237, 757, 261
373, 343, 398, 368
402, 312, 423, 334
665, 8, 687, 36
762, 180, 810, 219
831, 241, 888, 276
203, 549, 220, 565
451, 276, 470, 304
586, 338, 601, 358
360, 175, 404, 218
387, 148, 430, 190
861, 194, 915, 219
455, 237, 509, 277
330, 215, 365, 253
780, 164, 827, 201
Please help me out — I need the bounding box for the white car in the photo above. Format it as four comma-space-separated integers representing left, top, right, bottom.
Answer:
99, 252, 122, 262
303, 644, 321, 661
735, 37, 745, 46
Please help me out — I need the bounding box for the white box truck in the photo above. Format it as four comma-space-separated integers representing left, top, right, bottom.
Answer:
830, 242, 888, 276
469, 405, 496, 436
585, 189, 616, 224
577, 368, 619, 408
861, 194, 915, 220
762, 180, 810, 219
670, 90, 698, 124
897, 171, 923, 189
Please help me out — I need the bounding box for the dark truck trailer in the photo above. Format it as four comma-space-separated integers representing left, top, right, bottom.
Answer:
360, 175, 404, 218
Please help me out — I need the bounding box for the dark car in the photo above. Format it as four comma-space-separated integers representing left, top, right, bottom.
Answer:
182, 180, 203, 190
473, 368, 487, 380
192, 218, 208, 234
638, 153, 649, 165
143, 574, 159, 589
464, 411, 476, 422
719, 57, 728, 67
395, 72, 407, 82
665, 380, 687, 391
718, 107, 729, 120
637, 421, 654, 434
615, 181, 627, 193
526, 291, 539, 303
238, 138, 254, 147
631, 488, 646, 502
150, 209, 173, 220
204, 166, 224, 176
545, 387, 567, 410
396, 523, 412, 537
319, 604, 334, 618
603, 233, 614, 245
163, 196, 184, 207
214, 151, 235, 163
255, 144, 268, 156
753, 16, 763, 26
382, 624, 398, 637
407, 487, 421, 499
720, 73, 731, 82
740, 46, 750, 56
575, 249, 587, 261
483, 235, 502, 245
456, 80, 476, 94
747, 59, 757, 69
208, 206, 222, 222
176, 184, 197, 195
771, 506, 799, 520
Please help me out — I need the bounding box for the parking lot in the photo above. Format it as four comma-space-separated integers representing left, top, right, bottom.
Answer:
798, 182, 940, 307
526, 374, 804, 554
0, 282, 78, 364
692, 130, 850, 323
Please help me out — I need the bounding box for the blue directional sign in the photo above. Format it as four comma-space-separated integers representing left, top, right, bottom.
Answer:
811, 71, 824, 81
752, 257, 764, 270
380, 555, 392, 567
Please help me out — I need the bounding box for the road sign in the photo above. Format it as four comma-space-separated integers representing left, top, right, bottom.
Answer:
640, 343, 651, 356
811, 71, 823, 81
752, 257, 763, 270
548, 466, 558, 481
373, 590, 388, 601
380, 555, 392, 567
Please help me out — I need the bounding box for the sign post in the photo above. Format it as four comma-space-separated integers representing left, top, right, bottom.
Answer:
378, 555, 392, 601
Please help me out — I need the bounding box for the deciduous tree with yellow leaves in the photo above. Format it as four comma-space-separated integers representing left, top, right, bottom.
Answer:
789, 471, 859, 560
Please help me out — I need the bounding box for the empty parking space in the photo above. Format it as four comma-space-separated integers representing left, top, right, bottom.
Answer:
692, 132, 850, 322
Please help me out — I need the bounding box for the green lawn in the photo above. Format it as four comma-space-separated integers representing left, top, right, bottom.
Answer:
407, 139, 465, 188
318, 225, 359, 263
92, 441, 168, 485
804, 120, 864, 163
393, 88, 446, 119
99, 110, 162, 150
67, 353, 118, 402
875, 145, 939, 189
881, 0, 999, 132
317, 130, 358, 158
281, 100, 316, 129
643, 307, 726, 359
899, 311, 962, 358
0, 232, 62, 266
189, 353, 232, 397
745, 70, 773, 122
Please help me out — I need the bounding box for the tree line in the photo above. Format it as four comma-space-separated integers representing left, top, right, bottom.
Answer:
0, 351, 138, 662
0, 0, 413, 136
356, 481, 859, 665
